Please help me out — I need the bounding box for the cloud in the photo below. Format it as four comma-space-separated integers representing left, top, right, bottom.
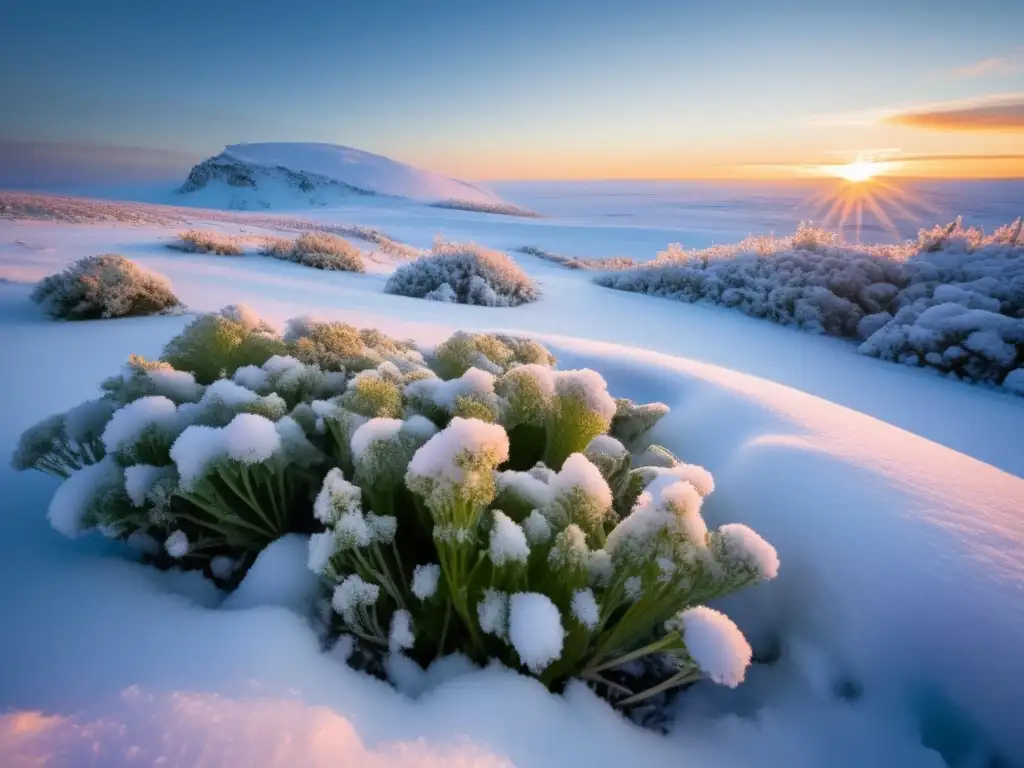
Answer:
886, 96, 1024, 131
952, 47, 1024, 79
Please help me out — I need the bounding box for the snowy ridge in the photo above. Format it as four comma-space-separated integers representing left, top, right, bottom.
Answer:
178, 142, 505, 210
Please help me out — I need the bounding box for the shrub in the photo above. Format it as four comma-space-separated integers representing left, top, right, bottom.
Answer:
428, 200, 541, 218
260, 232, 365, 272
16, 313, 778, 706
598, 219, 1024, 393
519, 246, 638, 271
385, 239, 539, 307
169, 230, 245, 256
30, 254, 181, 320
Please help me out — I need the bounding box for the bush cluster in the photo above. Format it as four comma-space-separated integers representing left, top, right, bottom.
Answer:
385, 239, 540, 307
30, 254, 181, 320
597, 219, 1024, 392
519, 246, 639, 271
168, 230, 245, 256
15, 307, 777, 705
260, 232, 365, 273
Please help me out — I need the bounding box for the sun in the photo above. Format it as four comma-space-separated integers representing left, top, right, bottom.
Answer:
834, 159, 880, 183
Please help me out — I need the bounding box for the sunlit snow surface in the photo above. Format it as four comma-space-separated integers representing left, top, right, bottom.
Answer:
1, 186, 1023, 767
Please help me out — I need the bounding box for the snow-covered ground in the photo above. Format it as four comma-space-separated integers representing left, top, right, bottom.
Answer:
1, 193, 1023, 767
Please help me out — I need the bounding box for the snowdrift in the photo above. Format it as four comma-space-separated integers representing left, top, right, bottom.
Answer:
178, 142, 506, 210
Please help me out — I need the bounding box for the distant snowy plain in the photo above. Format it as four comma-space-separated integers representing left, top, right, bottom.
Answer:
1, 179, 1022, 767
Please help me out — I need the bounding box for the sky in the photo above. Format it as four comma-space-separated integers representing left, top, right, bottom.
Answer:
1, 0, 1022, 183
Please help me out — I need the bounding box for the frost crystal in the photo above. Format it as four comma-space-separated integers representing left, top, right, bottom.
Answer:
489, 511, 530, 566
571, 589, 600, 630
670, 606, 752, 688
221, 413, 281, 463
411, 563, 441, 600
406, 417, 509, 488
165, 530, 189, 558
313, 468, 363, 525
388, 609, 415, 653
332, 574, 380, 623
508, 593, 565, 673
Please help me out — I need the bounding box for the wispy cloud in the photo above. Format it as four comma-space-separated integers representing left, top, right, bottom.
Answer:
807, 93, 1024, 132
886, 95, 1024, 131
952, 47, 1024, 79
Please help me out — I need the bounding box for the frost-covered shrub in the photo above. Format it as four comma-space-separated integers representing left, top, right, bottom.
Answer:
169, 230, 245, 256
18, 316, 777, 706
160, 307, 288, 385
30, 254, 180, 320
284, 316, 425, 373
430, 330, 556, 379
598, 219, 1024, 392
261, 232, 365, 272
385, 239, 539, 307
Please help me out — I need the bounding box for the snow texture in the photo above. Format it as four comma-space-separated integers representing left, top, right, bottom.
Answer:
124, 464, 172, 507
407, 417, 509, 486
411, 564, 441, 601
101, 395, 178, 453
672, 606, 753, 688
489, 511, 530, 566
223, 534, 320, 614
164, 530, 189, 559
571, 589, 600, 630
508, 593, 565, 673
388, 609, 415, 653
46, 456, 120, 537
477, 589, 509, 638
551, 453, 613, 510
350, 417, 404, 461
523, 509, 553, 544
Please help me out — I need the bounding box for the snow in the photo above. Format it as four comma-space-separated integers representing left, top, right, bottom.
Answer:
477, 589, 509, 638
350, 417, 404, 461
508, 593, 565, 674
554, 369, 617, 421
411, 563, 441, 601
169, 424, 223, 491
331, 574, 380, 621
46, 456, 120, 537
670, 606, 753, 688
714, 523, 780, 580
523, 509, 553, 544
406, 417, 509, 486
123, 463, 172, 507
101, 395, 177, 452
570, 588, 600, 630
221, 142, 504, 205
388, 609, 415, 653
3, 187, 1024, 767
164, 530, 189, 558
550, 453, 613, 510
405, 366, 496, 409
221, 413, 281, 464
496, 470, 555, 510
222, 534, 320, 615
585, 434, 626, 457
489, 511, 530, 566
201, 378, 260, 407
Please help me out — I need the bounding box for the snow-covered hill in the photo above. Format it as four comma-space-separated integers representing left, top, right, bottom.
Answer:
177, 142, 505, 211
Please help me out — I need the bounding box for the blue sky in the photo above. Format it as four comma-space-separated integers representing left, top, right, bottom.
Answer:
1, 0, 1022, 181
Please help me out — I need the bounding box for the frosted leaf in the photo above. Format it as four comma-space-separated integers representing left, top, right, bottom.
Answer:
165, 530, 189, 559
388, 609, 415, 653
101, 396, 178, 453
64, 398, 117, 443
571, 588, 600, 630
523, 509, 552, 544
489, 511, 530, 566
411, 563, 441, 601
624, 576, 643, 600
477, 589, 509, 638
508, 593, 565, 673
669, 606, 752, 687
